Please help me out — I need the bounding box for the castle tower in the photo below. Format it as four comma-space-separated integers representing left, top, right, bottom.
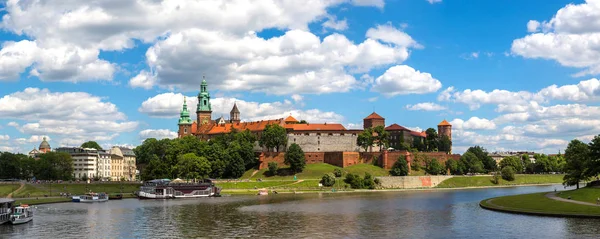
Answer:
363, 112, 385, 129
178, 96, 193, 138
197, 76, 212, 126
230, 102, 240, 124
437, 119, 452, 140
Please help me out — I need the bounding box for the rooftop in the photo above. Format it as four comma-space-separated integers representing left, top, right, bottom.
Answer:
438, 120, 452, 126
364, 112, 384, 120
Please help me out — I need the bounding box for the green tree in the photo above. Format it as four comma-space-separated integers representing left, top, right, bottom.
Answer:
357, 128, 375, 152
321, 173, 336, 187
259, 124, 288, 152
445, 159, 464, 175
390, 156, 409, 176
284, 143, 306, 173
466, 146, 496, 172
268, 162, 278, 176
438, 135, 452, 152
460, 152, 484, 174
499, 156, 523, 173
36, 152, 73, 180
333, 168, 343, 177
363, 173, 376, 189
412, 137, 426, 152
425, 158, 445, 175
522, 154, 535, 174
344, 173, 364, 189
425, 128, 439, 152
176, 153, 211, 181
533, 154, 552, 173
501, 166, 516, 181
80, 141, 103, 150
563, 139, 589, 189
373, 125, 390, 151
140, 158, 169, 181
0, 152, 26, 179
586, 135, 600, 178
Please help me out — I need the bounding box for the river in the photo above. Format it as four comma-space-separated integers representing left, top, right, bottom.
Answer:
1, 185, 599, 238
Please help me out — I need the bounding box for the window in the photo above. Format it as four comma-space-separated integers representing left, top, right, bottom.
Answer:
317, 133, 321, 136
184, 128, 187, 133
328, 133, 333, 136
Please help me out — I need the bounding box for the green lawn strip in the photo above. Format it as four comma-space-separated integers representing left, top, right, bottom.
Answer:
240, 169, 259, 179
215, 181, 294, 189
15, 197, 72, 205
12, 183, 141, 198
343, 164, 389, 177
480, 192, 600, 217
437, 174, 564, 188
0, 184, 20, 197
247, 163, 389, 180
557, 187, 600, 204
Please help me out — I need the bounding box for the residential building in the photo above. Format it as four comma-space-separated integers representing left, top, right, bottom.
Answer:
55, 147, 99, 180
109, 146, 137, 181
98, 150, 111, 180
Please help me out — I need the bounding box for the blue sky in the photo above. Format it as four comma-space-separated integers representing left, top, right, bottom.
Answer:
1, 0, 599, 154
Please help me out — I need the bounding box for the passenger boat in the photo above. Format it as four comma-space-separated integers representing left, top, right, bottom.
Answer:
72, 193, 109, 203
0, 199, 15, 225
138, 179, 221, 199
10, 205, 33, 225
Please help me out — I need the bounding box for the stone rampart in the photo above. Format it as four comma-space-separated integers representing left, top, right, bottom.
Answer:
287, 133, 360, 152
376, 175, 454, 189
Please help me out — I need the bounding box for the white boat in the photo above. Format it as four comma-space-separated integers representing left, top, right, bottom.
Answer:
74, 193, 109, 203
138, 179, 221, 199
10, 205, 33, 225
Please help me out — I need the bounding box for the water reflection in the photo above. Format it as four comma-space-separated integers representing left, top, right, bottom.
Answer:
1, 185, 600, 238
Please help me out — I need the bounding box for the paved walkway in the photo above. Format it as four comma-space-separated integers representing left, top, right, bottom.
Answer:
545, 192, 600, 207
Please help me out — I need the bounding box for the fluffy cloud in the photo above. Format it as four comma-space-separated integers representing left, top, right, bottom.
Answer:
322, 15, 348, 31
139, 92, 345, 123
405, 102, 446, 111
365, 24, 422, 48
451, 129, 568, 154
511, 0, 600, 76
451, 117, 496, 130
426, 0, 442, 4
15, 135, 50, 145
371, 65, 442, 97
0, 135, 9, 141
351, 0, 385, 8
139, 129, 178, 140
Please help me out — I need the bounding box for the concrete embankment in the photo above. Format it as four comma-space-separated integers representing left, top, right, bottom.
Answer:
376, 176, 454, 189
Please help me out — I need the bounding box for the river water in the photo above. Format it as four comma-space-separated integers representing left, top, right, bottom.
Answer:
1, 185, 599, 238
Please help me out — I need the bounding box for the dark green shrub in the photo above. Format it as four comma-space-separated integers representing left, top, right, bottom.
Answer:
321, 173, 336, 187
501, 166, 516, 181
333, 168, 343, 177
268, 162, 278, 176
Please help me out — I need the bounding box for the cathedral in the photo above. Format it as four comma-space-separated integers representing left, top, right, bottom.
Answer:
177, 78, 451, 153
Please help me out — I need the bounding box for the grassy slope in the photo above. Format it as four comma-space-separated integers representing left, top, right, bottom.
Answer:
557, 187, 600, 204
243, 163, 388, 180
481, 192, 600, 216
0, 184, 20, 197
437, 174, 564, 188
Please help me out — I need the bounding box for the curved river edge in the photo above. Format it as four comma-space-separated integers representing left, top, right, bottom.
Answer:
479, 192, 600, 218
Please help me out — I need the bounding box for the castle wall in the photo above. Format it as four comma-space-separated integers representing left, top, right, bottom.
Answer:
376, 176, 454, 189
287, 133, 361, 152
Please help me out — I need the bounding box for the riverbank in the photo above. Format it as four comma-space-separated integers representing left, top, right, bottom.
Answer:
436, 174, 563, 188
480, 189, 600, 218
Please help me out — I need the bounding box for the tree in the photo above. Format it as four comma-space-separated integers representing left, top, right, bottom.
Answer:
81, 141, 102, 150
37, 152, 73, 180
501, 166, 516, 181
499, 156, 523, 173
321, 173, 336, 187
466, 146, 496, 172
412, 137, 426, 152
438, 135, 452, 153
333, 168, 343, 177
373, 125, 390, 151
586, 135, 600, 178
268, 162, 278, 176
445, 159, 464, 175
522, 154, 535, 174
460, 152, 484, 174
344, 173, 364, 189
299, 120, 308, 124
176, 153, 211, 181
390, 156, 409, 176
425, 128, 439, 152
425, 158, 445, 175
563, 139, 590, 189
357, 128, 375, 152
259, 124, 288, 152
284, 143, 306, 173
363, 173, 376, 189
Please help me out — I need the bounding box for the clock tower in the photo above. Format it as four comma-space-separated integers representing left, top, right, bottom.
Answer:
197, 76, 212, 126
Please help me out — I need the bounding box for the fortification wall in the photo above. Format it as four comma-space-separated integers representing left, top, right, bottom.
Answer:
376, 176, 454, 189
287, 133, 361, 152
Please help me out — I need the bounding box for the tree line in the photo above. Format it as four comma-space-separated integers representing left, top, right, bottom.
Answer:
0, 151, 73, 180
562, 136, 600, 189
357, 127, 452, 153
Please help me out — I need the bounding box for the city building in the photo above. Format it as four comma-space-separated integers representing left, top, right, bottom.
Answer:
177, 78, 451, 153
109, 146, 137, 181
28, 137, 51, 159
55, 147, 99, 180
98, 150, 111, 180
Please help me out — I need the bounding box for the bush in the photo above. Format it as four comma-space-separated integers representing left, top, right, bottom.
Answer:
374, 178, 381, 186
268, 162, 278, 176
321, 173, 336, 187
390, 156, 409, 176
492, 172, 500, 184
363, 173, 375, 189
501, 166, 516, 181
344, 173, 364, 189
425, 158, 445, 175
81, 174, 88, 181
333, 168, 343, 177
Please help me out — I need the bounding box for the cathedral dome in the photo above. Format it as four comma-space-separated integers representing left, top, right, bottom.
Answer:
39, 137, 50, 150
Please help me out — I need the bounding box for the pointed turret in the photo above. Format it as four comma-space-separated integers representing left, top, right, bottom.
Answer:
230, 102, 241, 124
178, 96, 192, 125
197, 76, 213, 125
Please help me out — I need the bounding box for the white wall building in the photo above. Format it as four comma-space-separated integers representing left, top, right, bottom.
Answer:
98, 150, 112, 180
56, 147, 99, 180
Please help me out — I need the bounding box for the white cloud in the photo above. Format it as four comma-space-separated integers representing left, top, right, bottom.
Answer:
351, 0, 385, 8
367, 97, 378, 102
405, 126, 423, 132
139, 92, 345, 123
366, 24, 422, 48
14, 135, 50, 145
129, 70, 157, 90
139, 129, 178, 140
322, 15, 348, 31
405, 102, 446, 111
7, 122, 19, 127
427, 0, 442, 4
0, 135, 9, 141
371, 65, 442, 97
291, 94, 304, 103
511, 1, 600, 76
450, 117, 496, 130
527, 20, 541, 32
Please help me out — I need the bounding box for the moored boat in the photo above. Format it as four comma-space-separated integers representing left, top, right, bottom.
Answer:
0, 199, 15, 225
138, 179, 221, 199
10, 205, 33, 225
73, 193, 109, 203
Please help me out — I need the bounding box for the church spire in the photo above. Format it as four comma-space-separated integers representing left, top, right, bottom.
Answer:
178, 96, 192, 125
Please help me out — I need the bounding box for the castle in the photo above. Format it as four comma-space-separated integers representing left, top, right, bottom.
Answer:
177, 78, 452, 154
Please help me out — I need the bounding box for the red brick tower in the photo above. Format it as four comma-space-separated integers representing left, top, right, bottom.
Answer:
363, 112, 385, 129
437, 119, 452, 140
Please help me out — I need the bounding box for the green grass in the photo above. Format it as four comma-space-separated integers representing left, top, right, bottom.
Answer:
11, 183, 141, 198
557, 187, 600, 204
480, 192, 600, 217
0, 184, 20, 197
437, 174, 564, 188
216, 181, 294, 189
14, 197, 72, 205
245, 163, 388, 180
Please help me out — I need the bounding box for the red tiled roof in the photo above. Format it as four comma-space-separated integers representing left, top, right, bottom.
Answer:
409, 131, 426, 138
286, 123, 346, 131
438, 119, 451, 126
364, 112, 384, 120
284, 115, 298, 123
207, 119, 283, 135
385, 123, 409, 131
191, 122, 198, 134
